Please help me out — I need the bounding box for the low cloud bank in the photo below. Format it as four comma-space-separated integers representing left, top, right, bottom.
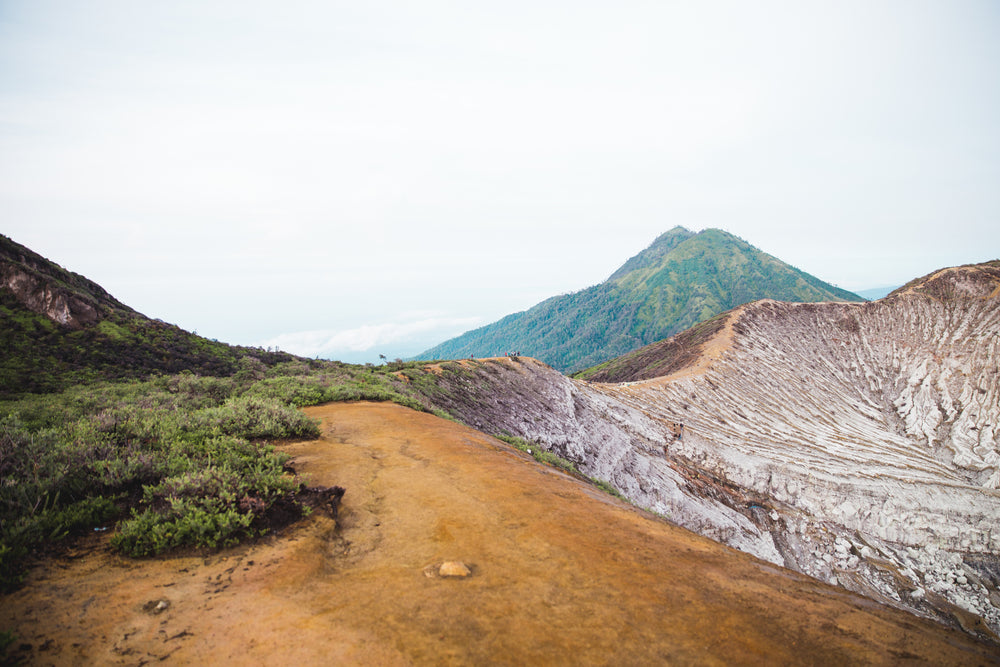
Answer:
257, 315, 483, 363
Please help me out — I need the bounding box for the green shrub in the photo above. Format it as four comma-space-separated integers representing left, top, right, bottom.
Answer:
245, 376, 335, 407
0, 375, 311, 586
0, 359, 453, 585
111, 452, 299, 557
193, 396, 320, 440
112, 503, 255, 556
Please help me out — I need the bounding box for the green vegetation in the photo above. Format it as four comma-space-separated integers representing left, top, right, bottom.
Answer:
494, 434, 624, 500
1, 370, 300, 588
496, 433, 579, 473
416, 227, 863, 373
573, 311, 730, 383
0, 359, 448, 591
0, 234, 466, 590
0, 287, 296, 397
0, 234, 299, 397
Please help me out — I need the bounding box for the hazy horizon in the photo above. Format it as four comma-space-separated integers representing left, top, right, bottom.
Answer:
3, 1, 998, 363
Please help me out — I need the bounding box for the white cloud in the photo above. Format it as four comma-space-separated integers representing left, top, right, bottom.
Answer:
1, 0, 998, 356
257, 314, 484, 361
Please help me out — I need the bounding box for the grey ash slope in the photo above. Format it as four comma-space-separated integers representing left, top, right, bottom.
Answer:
416, 227, 862, 373
412, 261, 1000, 643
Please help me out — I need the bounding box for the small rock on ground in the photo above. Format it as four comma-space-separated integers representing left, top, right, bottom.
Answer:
439, 561, 472, 578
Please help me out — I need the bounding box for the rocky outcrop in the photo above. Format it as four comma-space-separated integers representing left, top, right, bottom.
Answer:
419, 261, 1000, 642
0, 234, 129, 329
1, 262, 100, 328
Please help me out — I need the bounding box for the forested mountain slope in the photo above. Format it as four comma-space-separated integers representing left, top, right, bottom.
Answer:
417, 227, 862, 372
0, 234, 294, 395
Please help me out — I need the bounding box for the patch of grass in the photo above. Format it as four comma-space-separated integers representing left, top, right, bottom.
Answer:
494, 433, 577, 472
95, 320, 128, 341
590, 478, 625, 500
493, 433, 624, 500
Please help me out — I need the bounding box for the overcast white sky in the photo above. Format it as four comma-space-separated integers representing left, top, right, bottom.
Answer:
2, 1, 998, 363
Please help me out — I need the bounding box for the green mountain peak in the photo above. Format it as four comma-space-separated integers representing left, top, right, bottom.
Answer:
608, 226, 695, 281
417, 229, 862, 373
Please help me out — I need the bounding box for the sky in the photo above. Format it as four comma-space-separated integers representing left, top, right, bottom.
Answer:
2, 1, 998, 363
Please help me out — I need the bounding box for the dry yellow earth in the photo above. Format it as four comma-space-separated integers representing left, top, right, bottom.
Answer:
2, 402, 997, 665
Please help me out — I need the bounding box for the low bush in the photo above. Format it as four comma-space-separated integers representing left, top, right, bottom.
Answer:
0, 377, 308, 589
193, 396, 320, 440
112, 501, 255, 556
0, 359, 453, 589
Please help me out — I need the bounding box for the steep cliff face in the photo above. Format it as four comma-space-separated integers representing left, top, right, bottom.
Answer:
1, 262, 100, 328
415, 261, 1000, 642
0, 234, 129, 329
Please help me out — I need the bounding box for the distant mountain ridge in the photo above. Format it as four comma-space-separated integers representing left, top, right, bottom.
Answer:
0, 234, 295, 395
855, 286, 899, 300
417, 227, 863, 372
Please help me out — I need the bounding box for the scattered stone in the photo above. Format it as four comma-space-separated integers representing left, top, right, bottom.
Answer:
142, 600, 170, 615
911, 587, 926, 602
438, 561, 472, 578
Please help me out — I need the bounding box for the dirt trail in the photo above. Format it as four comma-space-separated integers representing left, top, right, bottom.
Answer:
3, 402, 997, 665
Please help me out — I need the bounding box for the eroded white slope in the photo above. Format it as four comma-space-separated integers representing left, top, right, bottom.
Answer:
591, 267, 1000, 635
421, 265, 1000, 640
608, 294, 999, 540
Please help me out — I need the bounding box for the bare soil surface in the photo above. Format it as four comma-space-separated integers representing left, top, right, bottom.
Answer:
3, 402, 997, 665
